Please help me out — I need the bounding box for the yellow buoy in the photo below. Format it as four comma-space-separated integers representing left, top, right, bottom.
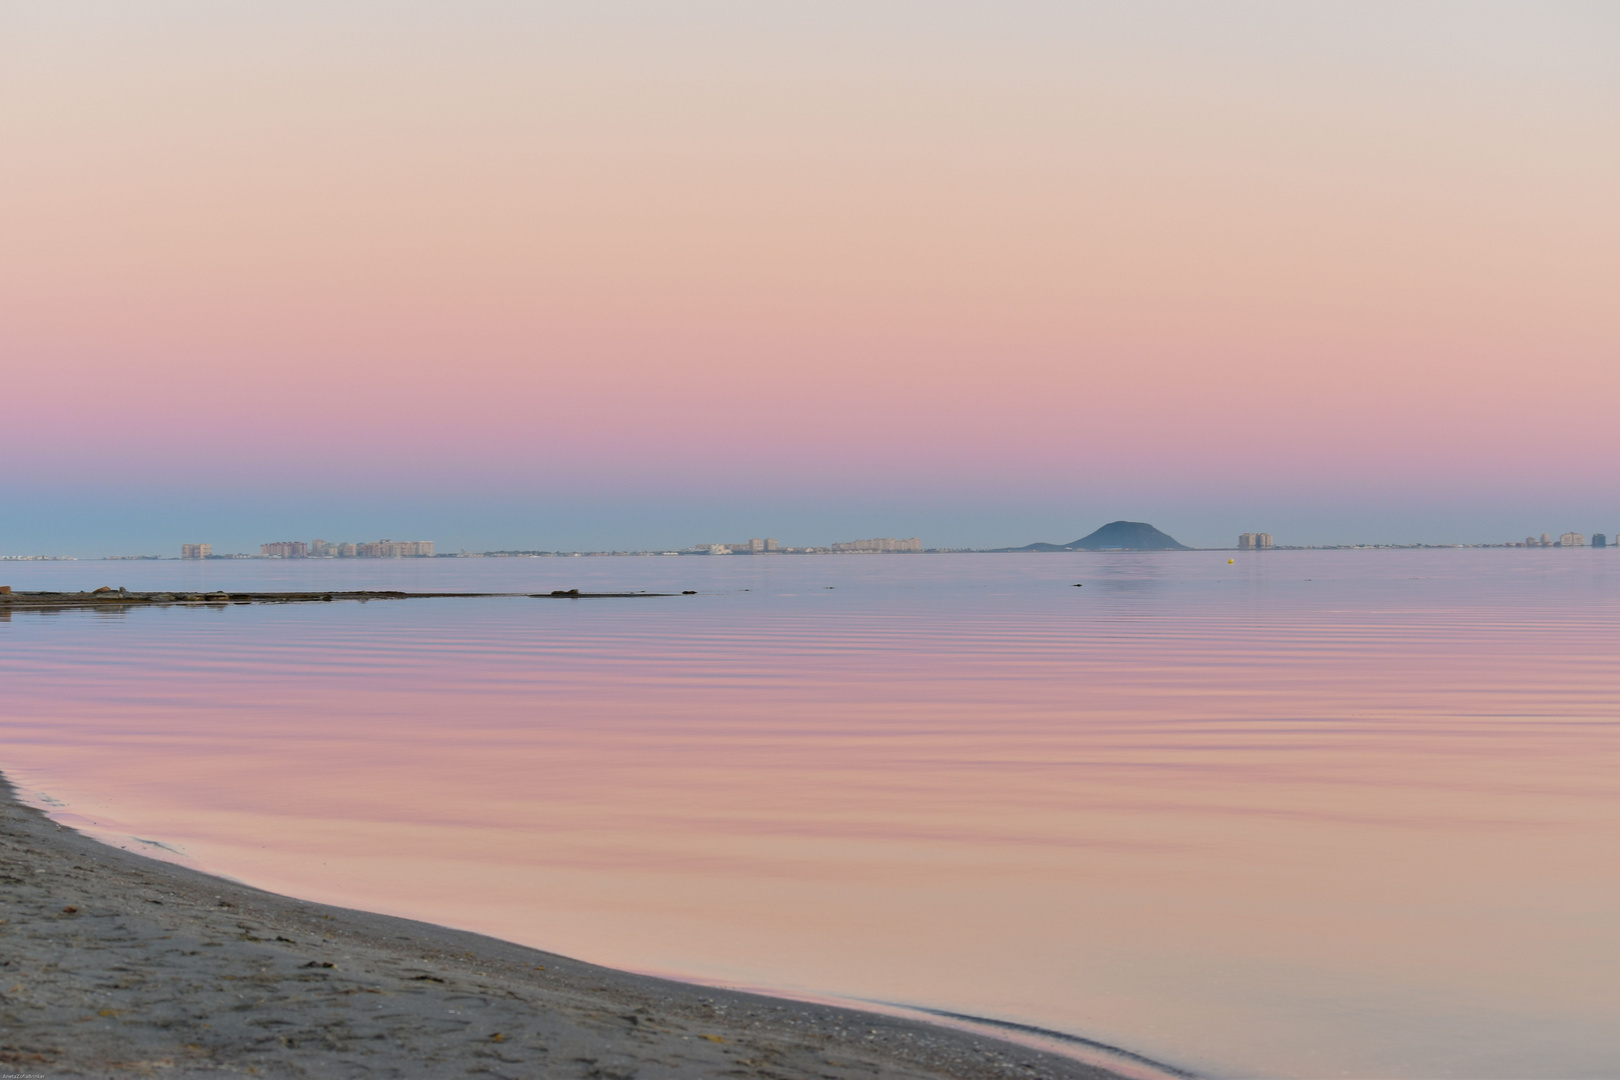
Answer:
1228, 558, 1234, 564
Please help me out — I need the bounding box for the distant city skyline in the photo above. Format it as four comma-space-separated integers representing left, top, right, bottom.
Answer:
255, 539, 436, 559
10, 525, 1615, 562
5, 491, 1619, 561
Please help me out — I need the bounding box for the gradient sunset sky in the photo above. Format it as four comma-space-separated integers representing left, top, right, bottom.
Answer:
3, 2, 1617, 554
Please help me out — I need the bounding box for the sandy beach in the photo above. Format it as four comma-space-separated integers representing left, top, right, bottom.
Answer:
0, 773, 1141, 1079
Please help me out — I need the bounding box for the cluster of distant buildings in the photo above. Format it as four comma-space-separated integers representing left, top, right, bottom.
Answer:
166, 537, 929, 559
180, 540, 436, 559
149, 531, 1616, 561
690, 537, 923, 555
699, 538, 780, 554
829, 537, 924, 553
1511, 532, 1608, 548
1230, 531, 1613, 550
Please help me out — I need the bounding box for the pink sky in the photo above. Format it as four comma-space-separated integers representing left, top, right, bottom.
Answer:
2, 3, 1617, 550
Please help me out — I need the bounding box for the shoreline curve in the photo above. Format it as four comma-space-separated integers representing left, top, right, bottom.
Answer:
0, 771, 1169, 1080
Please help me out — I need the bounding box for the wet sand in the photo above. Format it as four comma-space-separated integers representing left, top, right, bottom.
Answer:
0, 774, 1142, 1079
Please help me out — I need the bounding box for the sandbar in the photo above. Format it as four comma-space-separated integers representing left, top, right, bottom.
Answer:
0, 589, 678, 612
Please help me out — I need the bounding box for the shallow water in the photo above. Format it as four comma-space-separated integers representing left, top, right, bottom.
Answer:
2, 551, 1617, 1078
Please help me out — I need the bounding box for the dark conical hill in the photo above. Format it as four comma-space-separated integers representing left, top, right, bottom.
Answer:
1066, 521, 1188, 550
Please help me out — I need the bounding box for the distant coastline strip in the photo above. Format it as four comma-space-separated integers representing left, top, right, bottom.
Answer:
0, 589, 682, 611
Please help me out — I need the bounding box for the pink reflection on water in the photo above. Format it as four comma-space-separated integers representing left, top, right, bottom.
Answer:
3, 553, 1619, 1078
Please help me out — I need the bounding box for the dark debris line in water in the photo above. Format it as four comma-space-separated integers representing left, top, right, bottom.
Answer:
0, 588, 685, 611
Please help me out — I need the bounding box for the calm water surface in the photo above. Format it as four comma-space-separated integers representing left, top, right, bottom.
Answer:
2, 552, 1617, 1078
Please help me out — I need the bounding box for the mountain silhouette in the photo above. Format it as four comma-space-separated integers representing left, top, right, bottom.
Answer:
1010, 520, 1189, 551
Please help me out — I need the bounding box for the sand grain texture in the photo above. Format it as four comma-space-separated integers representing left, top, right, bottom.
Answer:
0, 777, 1133, 1079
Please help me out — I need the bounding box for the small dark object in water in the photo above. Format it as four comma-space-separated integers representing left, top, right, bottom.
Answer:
551, 589, 580, 597
1073, 583, 1083, 587
682, 590, 696, 595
